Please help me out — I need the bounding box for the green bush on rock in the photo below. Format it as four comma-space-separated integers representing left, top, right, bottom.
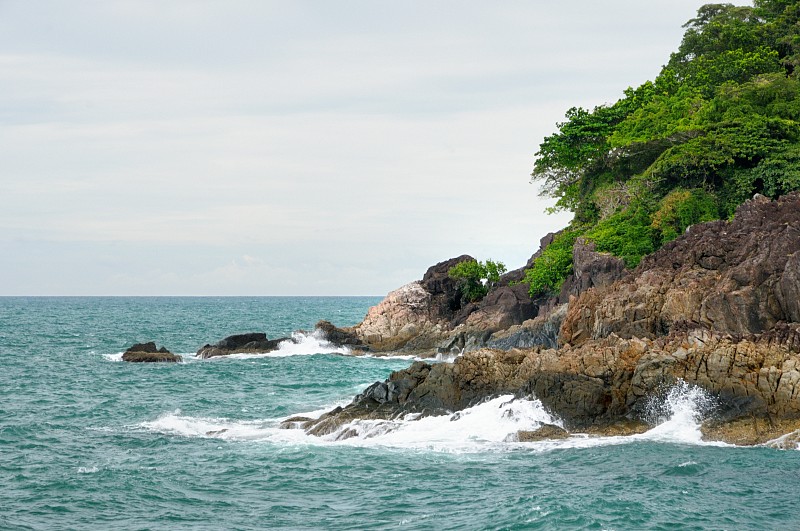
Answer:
448, 259, 507, 302
523, 230, 582, 297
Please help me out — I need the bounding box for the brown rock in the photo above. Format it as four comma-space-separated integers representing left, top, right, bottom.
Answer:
517, 424, 569, 441
122, 342, 181, 363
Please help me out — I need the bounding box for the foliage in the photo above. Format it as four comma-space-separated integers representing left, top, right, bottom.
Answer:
528, 1, 800, 273
583, 209, 657, 268
448, 259, 507, 302
651, 188, 720, 244
523, 230, 582, 297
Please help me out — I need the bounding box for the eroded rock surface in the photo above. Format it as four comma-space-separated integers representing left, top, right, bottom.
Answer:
561, 193, 800, 346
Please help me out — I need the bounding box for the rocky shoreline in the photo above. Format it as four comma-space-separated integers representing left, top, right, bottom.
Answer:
300, 193, 800, 446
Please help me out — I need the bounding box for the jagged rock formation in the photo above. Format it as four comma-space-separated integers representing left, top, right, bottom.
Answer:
301, 324, 800, 443
122, 342, 181, 363
299, 193, 800, 444
316, 236, 629, 355
196, 332, 292, 359
561, 194, 800, 345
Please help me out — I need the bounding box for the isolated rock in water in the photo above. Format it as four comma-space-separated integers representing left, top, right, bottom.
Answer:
196, 332, 292, 359
122, 342, 181, 363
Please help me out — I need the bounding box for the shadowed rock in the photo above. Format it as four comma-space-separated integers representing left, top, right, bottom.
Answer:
196, 332, 292, 359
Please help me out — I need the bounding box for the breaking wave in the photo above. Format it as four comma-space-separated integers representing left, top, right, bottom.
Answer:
138, 380, 740, 452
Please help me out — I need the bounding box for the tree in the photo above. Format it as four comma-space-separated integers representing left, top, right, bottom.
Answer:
448, 259, 507, 302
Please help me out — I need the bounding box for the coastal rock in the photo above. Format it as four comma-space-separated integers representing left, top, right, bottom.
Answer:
560, 193, 800, 346
303, 324, 800, 443
516, 424, 569, 442
196, 332, 292, 359
314, 320, 367, 351
486, 303, 568, 351
298, 194, 800, 443
564, 238, 627, 296
122, 342, 181, 363
342, 256, 477, 353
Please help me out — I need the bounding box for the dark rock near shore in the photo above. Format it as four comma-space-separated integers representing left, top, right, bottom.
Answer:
314, 320, 369, 351
122, 342, 181, 363
196, 332, 292, 359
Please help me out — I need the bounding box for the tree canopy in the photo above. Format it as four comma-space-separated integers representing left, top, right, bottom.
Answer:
525, 1, 800, 297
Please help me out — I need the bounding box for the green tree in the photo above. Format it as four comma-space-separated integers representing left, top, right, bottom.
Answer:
448, 259, 507, 302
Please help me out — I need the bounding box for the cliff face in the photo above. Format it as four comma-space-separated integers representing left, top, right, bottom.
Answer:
561, 194, 800, 345
302, 193, 800, 443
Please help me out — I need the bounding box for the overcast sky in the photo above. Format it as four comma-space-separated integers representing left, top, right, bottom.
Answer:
0, 0, 720, 295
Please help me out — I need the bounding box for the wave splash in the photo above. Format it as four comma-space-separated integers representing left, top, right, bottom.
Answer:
138, 381, 731, 451
638, 379, 719, 445
225, 329, 352, 359
321, 395, 560, 450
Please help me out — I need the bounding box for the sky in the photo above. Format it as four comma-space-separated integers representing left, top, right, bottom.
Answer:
0, 0, 720, 295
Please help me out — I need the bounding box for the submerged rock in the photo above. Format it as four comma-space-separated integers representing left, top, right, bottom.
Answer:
122, 342, 181, 363
196, 332, 292, 359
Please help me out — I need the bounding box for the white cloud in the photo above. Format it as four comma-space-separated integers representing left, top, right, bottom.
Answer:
0, 0, 714, 294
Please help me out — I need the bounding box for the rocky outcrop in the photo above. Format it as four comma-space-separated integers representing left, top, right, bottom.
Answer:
485, 303, 569, 351
297, 193, 800, 444
122, 342, 181, 363
314, 320, 366, 350
562, 238, 627, 296
516, 424, 569, 442
196, 332, 292, 359
301, 324, 800, 443
561, 193, 800, 346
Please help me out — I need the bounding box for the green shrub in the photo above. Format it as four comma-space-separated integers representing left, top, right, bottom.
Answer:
584, 208, 656, 268
651, 188, 719, 244
448, 259, 507, 302
523, 229, 582, 297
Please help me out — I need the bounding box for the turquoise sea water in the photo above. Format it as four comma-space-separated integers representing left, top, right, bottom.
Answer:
2, 297, 799, 530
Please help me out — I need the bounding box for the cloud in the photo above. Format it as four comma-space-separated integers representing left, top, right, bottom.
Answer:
0, 0, 713, 294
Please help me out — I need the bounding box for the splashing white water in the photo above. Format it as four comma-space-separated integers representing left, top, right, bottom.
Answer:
139, 396, 562, 452
139, 409, 278, 441
636, 380, 720, 445
222, 330, 352, 359
138, 381, 733, 452
321, 395, 560, 451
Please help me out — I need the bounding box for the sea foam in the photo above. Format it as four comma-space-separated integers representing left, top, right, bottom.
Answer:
139, 381, 732, 452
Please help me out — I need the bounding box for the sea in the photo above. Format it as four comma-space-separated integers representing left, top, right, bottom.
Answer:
1, 296, 799, 530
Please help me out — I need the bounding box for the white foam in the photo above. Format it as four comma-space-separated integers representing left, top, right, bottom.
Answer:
763, 429, 800, 450
139, 409, 278, 441
136, 381, 734, 452
222, 330, 352, 359
77, 466, 99, 474
635, 380, 727, 446
318, 395, 560, 452
103, 352, 123, 362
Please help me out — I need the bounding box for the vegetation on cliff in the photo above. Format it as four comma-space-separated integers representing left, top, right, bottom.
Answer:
448, 259, 507, 302
526, 0, 800, 296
